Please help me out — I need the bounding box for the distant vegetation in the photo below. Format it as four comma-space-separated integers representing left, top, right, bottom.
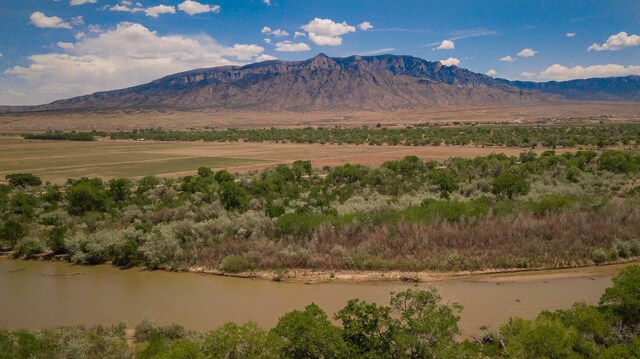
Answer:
24, 131, 96, 141
107, 124, 639, 148
1, 265, 639, 358
1, 150, 640, 272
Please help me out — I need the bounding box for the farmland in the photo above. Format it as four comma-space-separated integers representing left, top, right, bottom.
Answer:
0, 136, 550, 183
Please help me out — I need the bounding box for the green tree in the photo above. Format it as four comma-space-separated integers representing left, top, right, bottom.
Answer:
66, 181, 110, 215
108, 178, 132, 203
0, 220, 26, 245
268, 303, 347, 359
5, 173, 42, 188
600, 264, 640, 324
335, 299, 394, 358
47, 226, 67, 254
219, 182, 248, 211
492, 172, 530, 199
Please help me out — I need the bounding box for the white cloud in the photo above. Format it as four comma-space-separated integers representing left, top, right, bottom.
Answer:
434, 40, 454, 50
264, 38, 272, 44
500, 55, 514, 62
566, 32, 576, 37
2, 22, 273, 104
30, 12, 72, 29
0, 53, 3, 58
520, 71, 536, 79
261, 0, 271, 5
178, 1, 220, 16
70, 16, 85, 26
70, 0, 97, 5
275, 41, 311, 52
359, 48, 394, 56
57, 42, 75, 50
261, 26, 289, 37
302, 18, 356, 46
439, 57, 460, 67
588, 31, 640, 51
256, 54, 277, 61
75, 32, 85, 40
358, 21, 373, 31
486, 69, 497, 76
144, 5, 175, 17
517, 48, 536, 57
538, 63, 640, 81
225, 44, 264, 61
109, 3, 143, 12
294, 31, 306, 38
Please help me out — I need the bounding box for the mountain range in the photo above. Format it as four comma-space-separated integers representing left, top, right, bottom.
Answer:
14, 54, 640, 112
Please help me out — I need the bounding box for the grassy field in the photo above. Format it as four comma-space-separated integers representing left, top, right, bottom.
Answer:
1, 101, 639, 132
0, 136, 567, 183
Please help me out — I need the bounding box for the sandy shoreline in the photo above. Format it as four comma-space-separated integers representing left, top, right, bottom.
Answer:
186, 259, 638, 284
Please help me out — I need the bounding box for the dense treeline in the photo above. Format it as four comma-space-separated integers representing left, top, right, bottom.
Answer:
105, 124, 640, 148
1, 150, 640, 272
23, 131, 97, 141
1, 265, 639, 358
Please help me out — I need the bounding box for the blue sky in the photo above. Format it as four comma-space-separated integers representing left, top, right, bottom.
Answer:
1, 0, 639, 105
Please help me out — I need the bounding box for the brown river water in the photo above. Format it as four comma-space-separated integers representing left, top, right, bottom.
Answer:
0, 258, 622, 337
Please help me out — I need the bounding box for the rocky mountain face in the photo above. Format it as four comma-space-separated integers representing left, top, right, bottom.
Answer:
29, 54, 639, 112
501, 76, 640, 101
37, 54, 547, 112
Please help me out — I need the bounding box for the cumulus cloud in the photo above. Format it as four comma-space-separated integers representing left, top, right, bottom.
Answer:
264, 38, 272, 44
439, 57, 460, 67
109, 3, 143, 12
486, 69, 497, 76
434, 40, 454, 50
538, 63, 640, 81
30, 12, 72, 29
517, 48, 536, 57
261, 0, 271, 5
275, 41, 311, 52
358, 21, 373, 31
566, 32, 576, 37
57, 42, 75, 50
144, 5, 175, 17
500, 55, 514, 62
588, 32, 640, 51
520, 71, 536, 79
294, 31, 306, 38
225, 44, 264, 61
302, 18, 356, 46
261, 26, 289, 37
70, 16, 85, 26
178, 1, 220, 16
70, 0, 97, 5
256, 54, 277, 61
2, 22, 272, 104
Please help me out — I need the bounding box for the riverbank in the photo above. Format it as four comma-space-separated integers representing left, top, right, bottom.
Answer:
187, 259, 639, 284
3, 252, 636, 284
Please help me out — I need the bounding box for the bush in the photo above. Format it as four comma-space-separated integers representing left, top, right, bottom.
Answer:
5, 173, 42, 187
16, 237, 45, 258
220, 255, 252, 273
591, 248, 609, 264
492, 172, 530, 199
0, 220, 27, 245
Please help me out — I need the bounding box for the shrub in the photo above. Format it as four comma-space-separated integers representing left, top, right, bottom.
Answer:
16, 237, 45, 258
591, 248, 609, 264
0, 220, 27, 245
220, 255, 252, 273
5, 173, 42, 187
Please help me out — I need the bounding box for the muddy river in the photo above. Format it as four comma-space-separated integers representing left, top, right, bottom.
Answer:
0, 258, 622, 337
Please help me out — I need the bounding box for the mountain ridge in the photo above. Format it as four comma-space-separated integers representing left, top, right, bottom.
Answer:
8, 54, 640, 112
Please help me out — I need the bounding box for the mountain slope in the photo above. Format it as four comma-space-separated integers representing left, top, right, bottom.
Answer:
37, 54, 547, 112
501, 76, 640, 101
